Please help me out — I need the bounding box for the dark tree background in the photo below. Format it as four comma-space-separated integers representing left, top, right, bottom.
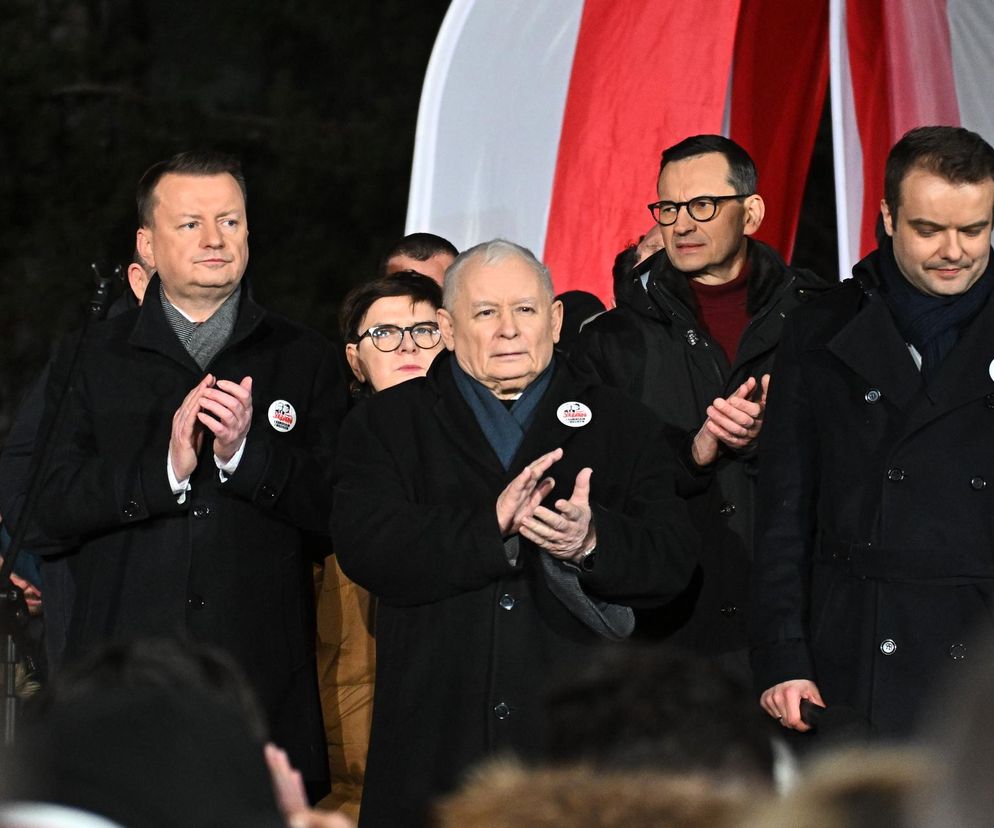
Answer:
0, 1, 837, 445
0, 0, 452, 441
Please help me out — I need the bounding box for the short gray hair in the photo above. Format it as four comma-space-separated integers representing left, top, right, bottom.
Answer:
443, 239, 554, 310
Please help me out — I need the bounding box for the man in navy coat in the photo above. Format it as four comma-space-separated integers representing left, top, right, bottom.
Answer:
752, 126, 994, 738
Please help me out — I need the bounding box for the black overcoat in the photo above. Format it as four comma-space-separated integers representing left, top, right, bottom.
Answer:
332, 352, 698, 827
751, 251, 994, 736
37, 276, 347, 779
574, 241, 825, 659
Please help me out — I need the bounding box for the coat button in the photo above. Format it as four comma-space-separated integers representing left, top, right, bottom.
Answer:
970, 476, 987, 491
949, 643, 968, 660
864, 388, 882, 403
186, 594, 206, 609
879, 638, 897, 655
986, 393, 994, 409
886, 468, 905, 482
719, 502, 736, 516
719, 603, 738, 618
493, 702, 511, 720
121, 500, 141, 519
260, 484, 277, 500
499, 594, 515, 611
192, 505, 211, 519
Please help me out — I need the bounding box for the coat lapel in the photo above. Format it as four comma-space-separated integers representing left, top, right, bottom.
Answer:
904, 291, 994, 432
128, 276, 203, 374
826, 292, 923, 412
509, 359, 589, 477
429, 354, 507, 482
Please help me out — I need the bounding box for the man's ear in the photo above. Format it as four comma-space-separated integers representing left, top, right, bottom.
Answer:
742, 194, 766, 237
437, 308, 456, 351
136, 227, 155, 270
344, 343, 365, 383
127, 263, 150, 305
880, 199, 895, 236
550, 299, 564, 344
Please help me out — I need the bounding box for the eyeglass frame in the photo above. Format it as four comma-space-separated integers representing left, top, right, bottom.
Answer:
355, 322, 442, 353
647, 193, 754, 226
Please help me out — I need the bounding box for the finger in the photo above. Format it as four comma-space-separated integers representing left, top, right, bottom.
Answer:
528, 505, 570, 533
528, 447, 564, 479
197, 410, 228, 436
711, 397, 761, 423
759, 373, 770, 404
705, 409, 753, 440
215, 379, 253, 406
728, 376, 757, 401
569, 467, 592, 508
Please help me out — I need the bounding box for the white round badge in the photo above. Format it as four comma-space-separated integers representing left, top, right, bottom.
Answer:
989, 359, 994, 383
557, 401, 593, 428
268, 400, 296, 432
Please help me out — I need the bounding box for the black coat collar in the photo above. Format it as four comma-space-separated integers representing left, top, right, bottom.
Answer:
128, 274, 266, 373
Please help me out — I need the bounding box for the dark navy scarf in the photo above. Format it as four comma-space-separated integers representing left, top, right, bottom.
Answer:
877, 236, 994, 378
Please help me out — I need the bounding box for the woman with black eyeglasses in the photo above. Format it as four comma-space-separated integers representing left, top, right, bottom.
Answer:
315, 272, 443, 820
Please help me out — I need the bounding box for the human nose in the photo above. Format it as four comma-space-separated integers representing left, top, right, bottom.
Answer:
672, 203, 696, 233
497, 309, 519, 338
937, 230, 964, 262
201, 223, 224, 248
397, 328, 418, 352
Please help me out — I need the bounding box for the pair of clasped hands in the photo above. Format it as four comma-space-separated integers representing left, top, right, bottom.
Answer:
169, 374, 253, 479
495, 448, 596, 564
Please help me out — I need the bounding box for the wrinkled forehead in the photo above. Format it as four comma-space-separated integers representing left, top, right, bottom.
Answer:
454, 258, 549, 307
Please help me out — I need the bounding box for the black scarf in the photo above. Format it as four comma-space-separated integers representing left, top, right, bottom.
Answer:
877, 236, 994, 378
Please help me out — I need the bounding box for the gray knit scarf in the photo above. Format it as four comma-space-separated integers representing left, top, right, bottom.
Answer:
160, 282, 242, 369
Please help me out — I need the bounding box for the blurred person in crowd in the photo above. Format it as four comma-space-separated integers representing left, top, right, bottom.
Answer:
380, 232, 458, 286
752, 126, 994, 738
543, 643, 775, 785
433, 761, 754, 828
575, 135, 825, 680
333, 239, 697, 826
315, 273, 443, 820
34, 151, 347, 790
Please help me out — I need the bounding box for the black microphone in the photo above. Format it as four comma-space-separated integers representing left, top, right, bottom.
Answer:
89, 262, 120, 320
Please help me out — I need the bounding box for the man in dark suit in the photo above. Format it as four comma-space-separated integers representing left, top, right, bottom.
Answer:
752, 126, 994, 738
333, 239, 698, 826
38, 151, 347, 787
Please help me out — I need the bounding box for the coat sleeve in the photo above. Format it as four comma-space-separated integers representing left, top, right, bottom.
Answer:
37, 339, 188, 542
576, 420, 699, 608
221, 342, 344, 536
331, 403, 516, 608
749, 315, 820, 692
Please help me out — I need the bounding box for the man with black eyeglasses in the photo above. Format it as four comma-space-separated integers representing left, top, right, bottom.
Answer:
575, 134, 825, 680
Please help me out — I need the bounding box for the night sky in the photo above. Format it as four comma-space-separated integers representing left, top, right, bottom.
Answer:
0, 1, 836, 444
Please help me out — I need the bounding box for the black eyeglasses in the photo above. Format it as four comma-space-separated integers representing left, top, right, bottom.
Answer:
356, 322, 442, 353
648, 193, 753, 226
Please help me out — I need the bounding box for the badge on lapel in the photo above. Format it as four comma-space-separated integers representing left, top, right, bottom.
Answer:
557, 401, 592, 428
268, 400, 297, 432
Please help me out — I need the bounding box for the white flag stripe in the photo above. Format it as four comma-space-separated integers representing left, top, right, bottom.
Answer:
406, 0, 584, 255
829, 0, 861, 281
948, 0, 994, 141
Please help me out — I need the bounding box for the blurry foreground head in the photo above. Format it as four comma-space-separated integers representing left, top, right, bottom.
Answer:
1, 638, 283, 828
543, 644, 775, 784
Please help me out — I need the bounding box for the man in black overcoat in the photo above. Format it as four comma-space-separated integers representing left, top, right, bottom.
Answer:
333, 239, 698, 826
752, 126, 994, 738
36, 151, 346, 787
575, 135, 825, 676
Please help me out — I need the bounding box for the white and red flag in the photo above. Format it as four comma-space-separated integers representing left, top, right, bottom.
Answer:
407, 0, 828, 303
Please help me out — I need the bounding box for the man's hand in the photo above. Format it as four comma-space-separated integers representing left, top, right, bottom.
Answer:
691, 374, 770, 467
169, 374, 214, 480
760, 678, 824, 732
495, 448, 561, 536
198, 376, 253, 463
519, 467, 595, 562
